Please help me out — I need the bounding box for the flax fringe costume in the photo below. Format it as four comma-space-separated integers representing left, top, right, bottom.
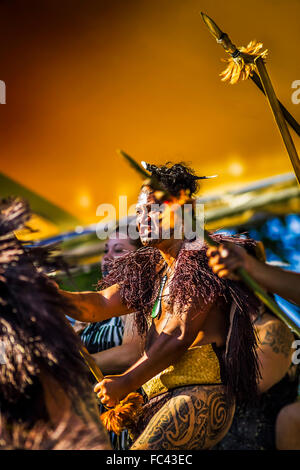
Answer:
100, 234, 261, 444
0, 198, 110, 450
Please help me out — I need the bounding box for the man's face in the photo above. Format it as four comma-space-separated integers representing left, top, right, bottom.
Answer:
135, 186, 187, 246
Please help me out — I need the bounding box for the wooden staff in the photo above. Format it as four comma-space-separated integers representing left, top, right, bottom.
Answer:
80, 345, 144, 434
255, 57, 300, 184
201, 12, 300, 184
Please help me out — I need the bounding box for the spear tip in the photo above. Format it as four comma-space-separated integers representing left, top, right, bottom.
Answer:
117, 149, 150, 179
200, 12, 223, 41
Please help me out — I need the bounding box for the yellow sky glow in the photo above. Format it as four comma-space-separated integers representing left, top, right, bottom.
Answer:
0, 0, 299, 224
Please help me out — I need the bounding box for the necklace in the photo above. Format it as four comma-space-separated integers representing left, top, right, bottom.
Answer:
151, 274, 168, 319
151, 259, 175, 319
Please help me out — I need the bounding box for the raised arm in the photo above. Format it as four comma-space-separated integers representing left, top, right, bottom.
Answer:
207, 243, 300, 306
60, 283, 132, 323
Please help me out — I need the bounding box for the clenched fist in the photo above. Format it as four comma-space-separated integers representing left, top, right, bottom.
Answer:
207, 242, 254, 280
94, 375, 129, 408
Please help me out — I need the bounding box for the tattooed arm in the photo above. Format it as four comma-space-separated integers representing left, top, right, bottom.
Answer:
256, 316, 294, 394
59, 284, 132, 323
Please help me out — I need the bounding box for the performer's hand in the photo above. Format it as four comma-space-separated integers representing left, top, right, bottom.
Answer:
94, 375, 129, 408
207, 242, 254, 280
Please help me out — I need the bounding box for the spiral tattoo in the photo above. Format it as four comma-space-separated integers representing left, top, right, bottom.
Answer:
131, 385, 234, 450
206, 390, 228, 440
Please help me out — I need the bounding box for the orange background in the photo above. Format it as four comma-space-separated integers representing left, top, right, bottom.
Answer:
0, 0, 299, 224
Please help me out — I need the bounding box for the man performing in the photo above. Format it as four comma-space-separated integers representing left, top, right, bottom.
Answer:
61, 162, 261, 450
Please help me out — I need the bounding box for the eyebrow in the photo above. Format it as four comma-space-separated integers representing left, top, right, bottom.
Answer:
112, 242, 129, 249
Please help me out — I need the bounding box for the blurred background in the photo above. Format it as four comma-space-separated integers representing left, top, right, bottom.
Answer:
0, 0, 299, 293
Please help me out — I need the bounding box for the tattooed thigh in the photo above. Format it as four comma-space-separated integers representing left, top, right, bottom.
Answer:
130, 385, 235, 450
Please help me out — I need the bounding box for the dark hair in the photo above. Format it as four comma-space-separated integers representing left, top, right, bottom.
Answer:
0, 198, 93, 424
145, 162, 201, 197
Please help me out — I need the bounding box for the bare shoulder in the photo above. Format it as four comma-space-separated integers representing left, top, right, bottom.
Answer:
256, 314, 294, 358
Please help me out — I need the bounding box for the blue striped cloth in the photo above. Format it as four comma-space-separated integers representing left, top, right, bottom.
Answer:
80, 317, 124, 353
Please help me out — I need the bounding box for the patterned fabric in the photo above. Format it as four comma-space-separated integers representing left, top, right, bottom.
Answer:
80, 317, 131, 450
143, 343, 223, 399
80, 317, 124, 354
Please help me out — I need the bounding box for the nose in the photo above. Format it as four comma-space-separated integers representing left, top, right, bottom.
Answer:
101, 248, 113, 271
136, 208, 146, 227
140, 207, 152, 226
102, 251, 113, 263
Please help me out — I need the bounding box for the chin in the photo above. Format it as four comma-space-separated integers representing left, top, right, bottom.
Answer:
140, 237, 161, 247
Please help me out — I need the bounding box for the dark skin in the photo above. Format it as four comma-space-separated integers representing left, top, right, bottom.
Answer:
61, 187, 227, 407
207, 242, 296, 394
207, 242, 300, 305
73, 234, 143, 374
92, 234, 142, 374
207, 239, 300, 450
92, 312, 144, 375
